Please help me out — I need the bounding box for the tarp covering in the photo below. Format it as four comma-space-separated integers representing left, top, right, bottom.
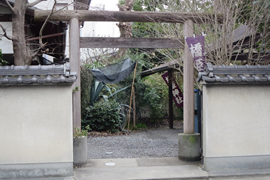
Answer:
90, 58, 136, 84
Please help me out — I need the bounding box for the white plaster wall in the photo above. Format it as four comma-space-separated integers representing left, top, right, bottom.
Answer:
29, 0, 74, 10
0, 86, 73, 164
139, 105, 182, 119
141, 105, 152, 118
0, 22, 13, 54
203, 85, 270, 157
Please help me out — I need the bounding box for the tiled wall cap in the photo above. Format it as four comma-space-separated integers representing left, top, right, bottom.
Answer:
198, 63, 270, 83
0, 63, 77, 86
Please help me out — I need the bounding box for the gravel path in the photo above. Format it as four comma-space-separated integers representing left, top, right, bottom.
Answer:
87, 127, 183, 159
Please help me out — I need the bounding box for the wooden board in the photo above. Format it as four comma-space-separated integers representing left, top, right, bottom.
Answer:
80, 37, 184, 49
35, 10, 224, 24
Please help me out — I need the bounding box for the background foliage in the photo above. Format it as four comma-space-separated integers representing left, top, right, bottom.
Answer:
0, 49, 8, 66
81, 66, 94, 118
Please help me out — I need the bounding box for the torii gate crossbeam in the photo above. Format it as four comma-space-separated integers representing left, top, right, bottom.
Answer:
35, 10, 223, 24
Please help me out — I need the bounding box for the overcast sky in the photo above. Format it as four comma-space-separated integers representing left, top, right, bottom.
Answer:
90, 0, 119, 11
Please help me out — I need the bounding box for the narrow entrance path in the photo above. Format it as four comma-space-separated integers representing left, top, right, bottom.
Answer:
87, 126, 183, 159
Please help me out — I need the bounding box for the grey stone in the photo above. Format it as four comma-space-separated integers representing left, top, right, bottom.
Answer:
74, 157, 208, 180
178, 133, 201, 161
74, 157, 270, 180
0, 63, 77, 86
73, 137, 88, 166
0, 162, 73, 179
87, 128, 181, 159
204, 155, 270, 173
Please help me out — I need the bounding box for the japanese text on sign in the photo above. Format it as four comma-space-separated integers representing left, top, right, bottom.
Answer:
161, 72, 183, 108
186, 35, 206, 72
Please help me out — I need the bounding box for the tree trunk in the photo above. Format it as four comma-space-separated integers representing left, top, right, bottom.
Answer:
116, 0, 135, 59
12, 0, 32, 65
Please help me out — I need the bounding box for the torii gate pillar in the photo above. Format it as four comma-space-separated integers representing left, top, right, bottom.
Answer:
183, 20, 194, 134
178, 20, 200, 161
69, 18, 81, 131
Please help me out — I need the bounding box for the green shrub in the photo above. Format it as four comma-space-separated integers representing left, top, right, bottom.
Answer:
0, 49, 2, 61
0, 49, 8, 66
142, 73, 168, 122
73, 125, 90, 138
82, 100, 122, 133
81, 66, 93, 118
136, 123, 148, 129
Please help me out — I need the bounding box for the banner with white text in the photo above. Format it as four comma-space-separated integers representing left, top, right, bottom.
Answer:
186, 35, 206, 72
161, 72, 183, 108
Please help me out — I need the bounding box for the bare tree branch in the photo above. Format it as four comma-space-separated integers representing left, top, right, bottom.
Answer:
26, 0, 46, 8
4, 0, 15, 14
125, 0, 136, 9
31, 42, 48, 58
0, 24, 13, 41
118, 0, 136, 11
38, 0, 57, 46
34, 0, 71, 59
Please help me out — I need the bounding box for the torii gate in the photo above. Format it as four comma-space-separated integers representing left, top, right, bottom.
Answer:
35, 10, 222, 140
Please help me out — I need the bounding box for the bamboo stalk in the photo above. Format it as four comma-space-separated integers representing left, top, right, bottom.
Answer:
127, 61, 138, 132
133, 87, 136, 128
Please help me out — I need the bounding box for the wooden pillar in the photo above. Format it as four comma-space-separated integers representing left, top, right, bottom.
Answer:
168, 69, 173, 129
183, 20, 194, 134
69, 18, 81, 130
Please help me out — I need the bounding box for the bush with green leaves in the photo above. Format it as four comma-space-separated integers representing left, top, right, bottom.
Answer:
74, 125, 90, 138
82, 100, 123, 133
0, 49, 8, 66
136, 123, 148, 129
81, 66, 93, 118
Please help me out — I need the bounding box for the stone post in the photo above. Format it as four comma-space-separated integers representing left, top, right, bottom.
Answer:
69, 18, 81, 130
183, 19, 194, 134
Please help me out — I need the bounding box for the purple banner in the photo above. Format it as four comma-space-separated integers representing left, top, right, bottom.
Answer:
161, 72, 183, 108
186, 35, 205, 72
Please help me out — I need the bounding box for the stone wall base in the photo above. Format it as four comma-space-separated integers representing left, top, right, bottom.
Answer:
0, 162, 73, 179
204, 155, 270, 172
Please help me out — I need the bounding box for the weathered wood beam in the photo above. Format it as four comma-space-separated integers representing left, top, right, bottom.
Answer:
80, 37, 184, 49
26, 32, 65, 41
35, 10, 223, 24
